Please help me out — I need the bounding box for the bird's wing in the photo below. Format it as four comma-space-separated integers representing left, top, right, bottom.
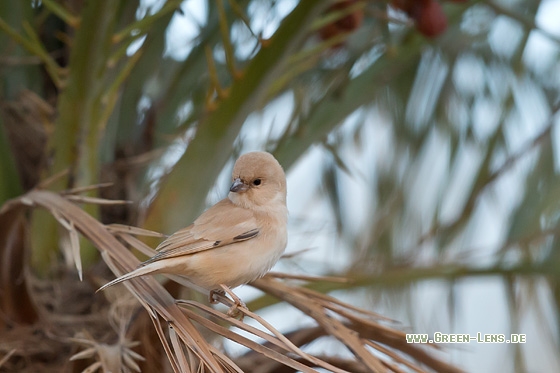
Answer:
142, 199, 259, 265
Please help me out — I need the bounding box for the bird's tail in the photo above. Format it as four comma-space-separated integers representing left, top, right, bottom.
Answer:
97, 263, 161, 292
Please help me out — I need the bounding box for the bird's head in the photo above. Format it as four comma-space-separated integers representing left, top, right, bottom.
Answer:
228, 152, 287, 209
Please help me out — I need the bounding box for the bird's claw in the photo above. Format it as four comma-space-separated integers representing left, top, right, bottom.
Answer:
209, 284, 247, 320
226, 298, 247, 320
209, 289, 225, 304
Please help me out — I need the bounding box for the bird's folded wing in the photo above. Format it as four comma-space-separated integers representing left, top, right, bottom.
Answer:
143, 199, 259, 265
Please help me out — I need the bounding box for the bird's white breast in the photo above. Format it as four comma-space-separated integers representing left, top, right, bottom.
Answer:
181, 203, 287, 290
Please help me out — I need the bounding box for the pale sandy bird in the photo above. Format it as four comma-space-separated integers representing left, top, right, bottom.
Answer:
99, 152, 288, 306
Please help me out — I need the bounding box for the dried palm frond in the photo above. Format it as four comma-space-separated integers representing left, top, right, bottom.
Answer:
0, 189, 462, 372
69, 330, 144, 373
0, 349, 16, 368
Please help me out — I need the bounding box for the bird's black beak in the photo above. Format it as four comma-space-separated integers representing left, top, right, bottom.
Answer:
230, 178, 248, 193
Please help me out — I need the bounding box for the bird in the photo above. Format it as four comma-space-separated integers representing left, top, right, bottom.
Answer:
98, 151, 288, 312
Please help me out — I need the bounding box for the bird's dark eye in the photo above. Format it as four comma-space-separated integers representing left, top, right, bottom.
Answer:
252, 178, 262, 186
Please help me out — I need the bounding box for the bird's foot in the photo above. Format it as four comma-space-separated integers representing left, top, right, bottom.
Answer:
213, 284, 247, 320
209, 289, 225, 304
226, 300, 247, 320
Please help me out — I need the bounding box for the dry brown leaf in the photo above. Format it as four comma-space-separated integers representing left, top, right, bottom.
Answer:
0, 349, 16, 368
252, 276, 464, 373
64, 195, 131, 205
0, 189, 461, 373
106, 224, 167, 238
1, 190, 226, 372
